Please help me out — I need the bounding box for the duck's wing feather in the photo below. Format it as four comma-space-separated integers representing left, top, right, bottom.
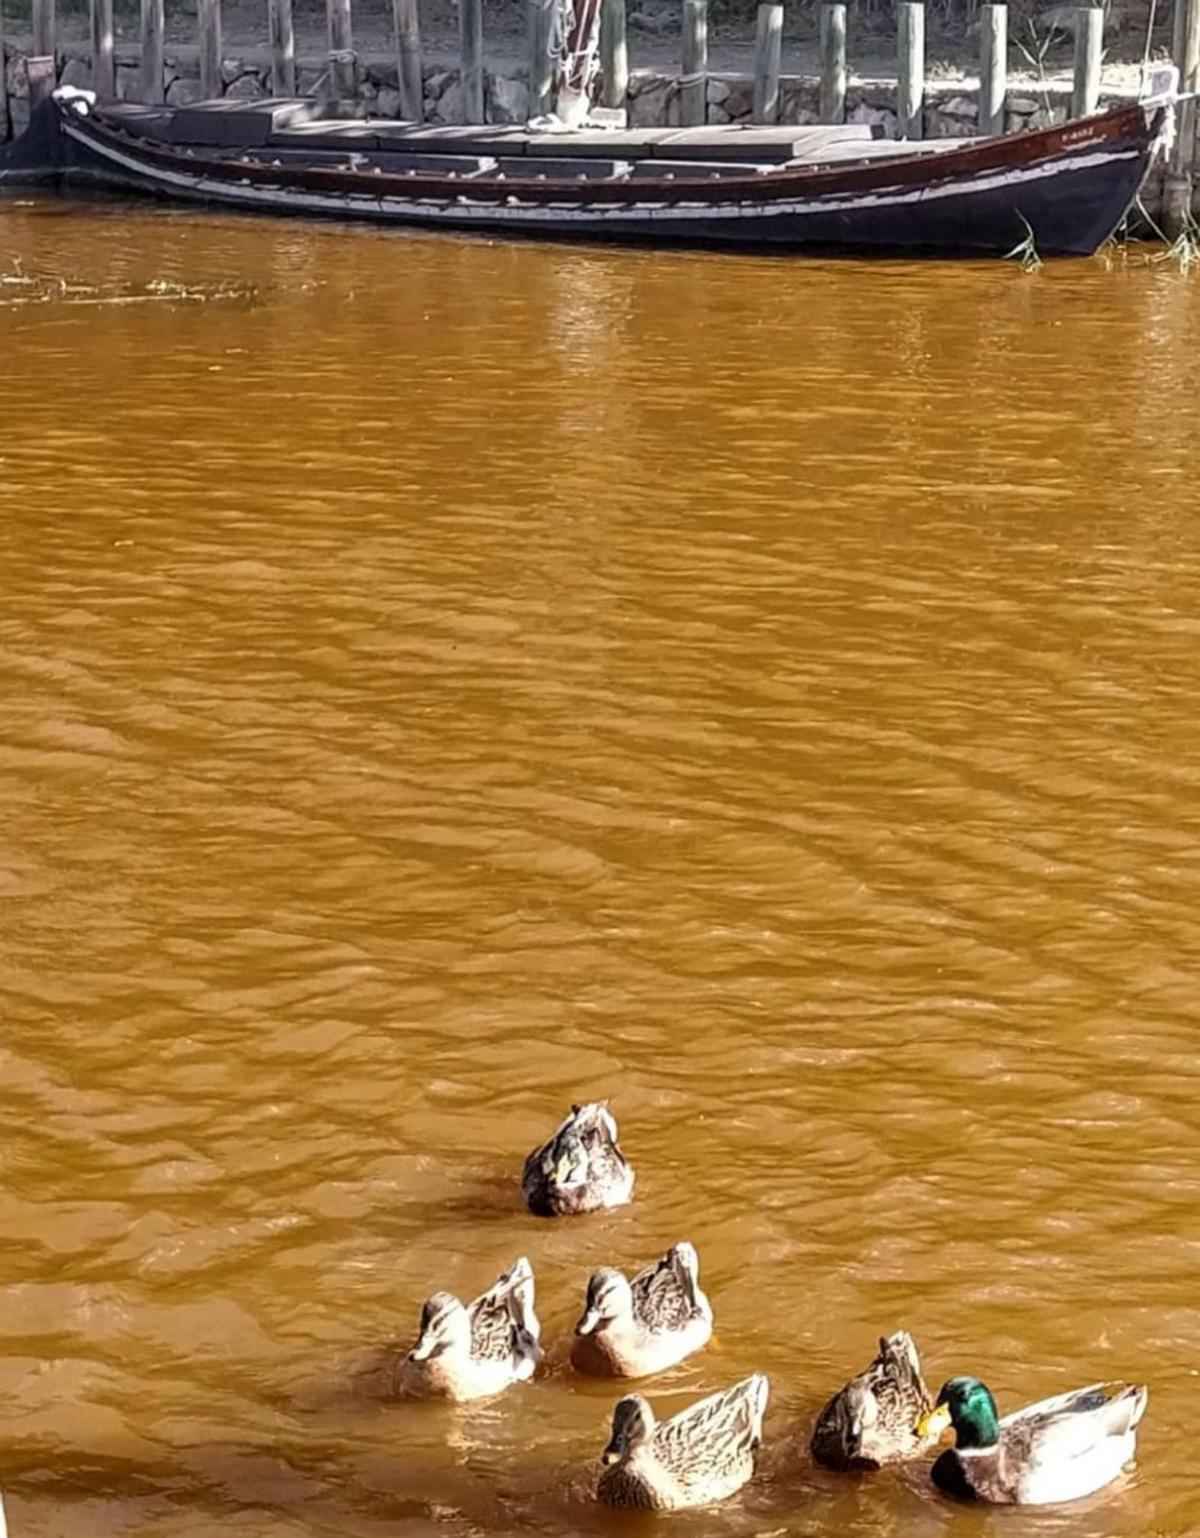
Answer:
566, 1103, 632, 1197
653, 1375, 769, 1483
667, 1242, 706, 1313
524, 1103, 617, 1170
572, 1103, 626, 1163
867, 1331, 932, 1419
523, 1108, 575, 1177
520, 1145, 543, 1188
1002, 1382, 1148, 1466
468, 1258, 536, 1360
630, 1244, 701, 1331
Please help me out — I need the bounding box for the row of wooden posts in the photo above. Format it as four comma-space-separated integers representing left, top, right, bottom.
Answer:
8, 0, 1116, 135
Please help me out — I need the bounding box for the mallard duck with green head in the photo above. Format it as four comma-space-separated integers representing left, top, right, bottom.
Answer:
572, 1241, 713, 1378
811, 1330, 936, 1469
916, 1375, 1148, 1504
522, 1103, 634, 1217
596, 1373, 769, 1510
396, 1256, 542, 1402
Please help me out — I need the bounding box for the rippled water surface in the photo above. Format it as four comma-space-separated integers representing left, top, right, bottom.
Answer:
1, 194, 1199, 1538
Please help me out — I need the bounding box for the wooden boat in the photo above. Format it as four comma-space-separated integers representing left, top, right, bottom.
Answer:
4, 79, 1178, 257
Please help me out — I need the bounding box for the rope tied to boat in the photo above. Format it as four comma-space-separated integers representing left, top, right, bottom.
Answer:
550, 0, 603, 119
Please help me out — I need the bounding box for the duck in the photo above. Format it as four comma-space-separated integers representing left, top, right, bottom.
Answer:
572, 1241, 714, 1378
521, 1102, 634, 1217
916, 1375, 1149, 1504
396, 1256, 542, 1402
810, 1330, 936, 1469
596, 1373, 769, 1510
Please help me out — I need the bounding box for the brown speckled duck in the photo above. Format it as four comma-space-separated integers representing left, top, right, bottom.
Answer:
811, 1330, 936, 1470
596, 1374, 769, 1510
396, 1257, 541, 1403
572, 1242, 713, 1378
521, 1103, 634, 1217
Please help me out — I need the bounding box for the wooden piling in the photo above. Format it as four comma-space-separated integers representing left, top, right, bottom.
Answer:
0, 0, 9, 140
1071, 5, 1102, 117
392, 0, 422, 119
752, 2, 782, 125
819, 2, 846, 124
1163, 0, 1200, 233
32, 0, 55, 63
140, 0, 164, 103
198, 0, 221, 99
897, 1, 924, 139
329, 50, 357, 103
268, 0, 295, 96
601, 0, 629, 111
680, 0, 707, 126
327, 0, 355, 102
460, 0, 484, 124
90, 0, 115, 95
529, 0, 554, 116
978, 3, 1006, 135
27, 51, 56, 106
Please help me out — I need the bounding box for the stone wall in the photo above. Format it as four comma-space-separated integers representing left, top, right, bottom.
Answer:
634, 69, 1102, 135
2, 40, 535, 133
4, 38, 1142, 140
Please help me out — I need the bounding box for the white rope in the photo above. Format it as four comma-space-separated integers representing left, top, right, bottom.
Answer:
548, 0, 574, 68
555, 0, 602, 98
1140, 0, 1158, 91
529, 0, 606, 130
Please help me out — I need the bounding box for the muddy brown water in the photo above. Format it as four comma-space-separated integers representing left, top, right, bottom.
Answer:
1, 194, 1199, 1538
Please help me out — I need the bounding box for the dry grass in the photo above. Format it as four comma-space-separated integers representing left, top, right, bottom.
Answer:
1004, 214, 1044, 272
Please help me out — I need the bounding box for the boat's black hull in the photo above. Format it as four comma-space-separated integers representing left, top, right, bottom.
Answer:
0, 97, 66, 181
12, 90, 1172, 258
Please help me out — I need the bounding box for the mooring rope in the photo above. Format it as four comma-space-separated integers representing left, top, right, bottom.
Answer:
554, 0, 603, 104
1139, 0, 1159, 99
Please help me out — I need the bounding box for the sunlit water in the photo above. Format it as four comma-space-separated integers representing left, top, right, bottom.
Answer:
1, 191, 1199, 1538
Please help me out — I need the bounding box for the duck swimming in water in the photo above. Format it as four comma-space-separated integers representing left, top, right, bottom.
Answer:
521, 1103, 634, 1217
572, 1241, 713, 1378
396, 1256, 542, 1402
810, 1330, 936, 1470
916, 1375, 1148, 1505
596, 1373, 770, 1510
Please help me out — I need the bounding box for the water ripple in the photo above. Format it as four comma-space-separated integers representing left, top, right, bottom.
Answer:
0, 197, 1197, 1537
